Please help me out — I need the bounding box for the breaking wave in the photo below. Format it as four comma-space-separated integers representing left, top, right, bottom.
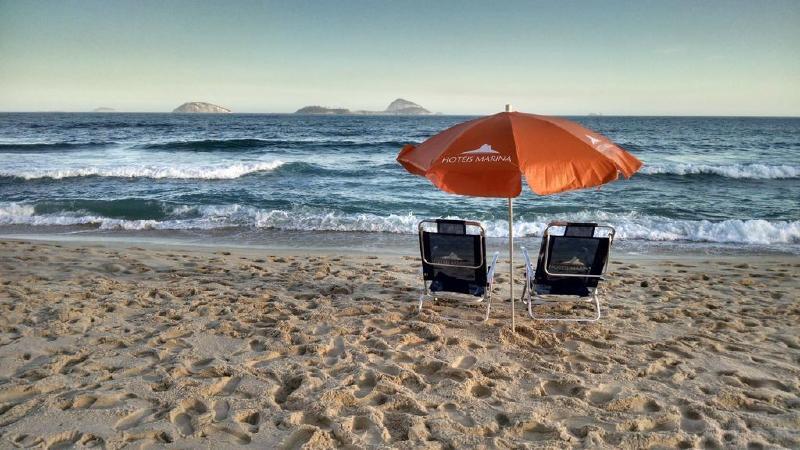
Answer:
1, 203, 798, 245
0, 161, 286, 180
640, 163, 799, 179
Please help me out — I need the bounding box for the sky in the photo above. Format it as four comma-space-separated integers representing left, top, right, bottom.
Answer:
0, 0, 798, 115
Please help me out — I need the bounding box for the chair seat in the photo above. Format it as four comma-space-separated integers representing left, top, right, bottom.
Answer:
430, 273, 485, 297
532, 278, 591, 297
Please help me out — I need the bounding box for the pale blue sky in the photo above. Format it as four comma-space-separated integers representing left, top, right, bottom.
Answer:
1, 0, 798, 115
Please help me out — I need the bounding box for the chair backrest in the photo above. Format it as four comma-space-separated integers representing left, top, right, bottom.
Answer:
564, 222, 597, 237
534, 223, 611, 294
419, 219, 487, 297
437, 219, 467, 235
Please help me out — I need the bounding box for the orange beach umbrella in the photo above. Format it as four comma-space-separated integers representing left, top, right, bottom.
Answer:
397, 107, 642, 331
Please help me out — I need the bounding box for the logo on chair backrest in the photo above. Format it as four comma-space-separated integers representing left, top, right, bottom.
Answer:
441, 144, 512, 164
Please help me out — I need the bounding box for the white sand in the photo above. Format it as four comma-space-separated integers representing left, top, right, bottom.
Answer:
0, 239, 798, 449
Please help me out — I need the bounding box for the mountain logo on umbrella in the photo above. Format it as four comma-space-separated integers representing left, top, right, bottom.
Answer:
586, 134, 616, 155
461, 144, 500, 155
586, 135, 603, 146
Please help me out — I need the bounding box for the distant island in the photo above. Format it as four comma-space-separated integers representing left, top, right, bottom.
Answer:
295, 106, 351, 115
383, 98, 431, 115
295, 98, 432, 115
92, 107, 116, 113
173, 102, 231, 113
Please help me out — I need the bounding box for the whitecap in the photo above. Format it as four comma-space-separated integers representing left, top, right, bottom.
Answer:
640, 163, 799, 179
0, 160, 285, 180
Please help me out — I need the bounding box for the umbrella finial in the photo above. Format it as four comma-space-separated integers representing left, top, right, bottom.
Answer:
505, 104, 513, 112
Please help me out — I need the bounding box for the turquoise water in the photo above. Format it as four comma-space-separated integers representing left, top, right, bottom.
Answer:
1, 113, 798, 252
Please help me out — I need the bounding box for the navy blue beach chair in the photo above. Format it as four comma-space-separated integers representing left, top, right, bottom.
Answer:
521, 222, 615, 322
418, 219, 499, 321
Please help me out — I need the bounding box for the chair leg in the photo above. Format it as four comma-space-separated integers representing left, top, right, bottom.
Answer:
483, 292, 492, 321
590, 291, 601, 321
418, 294, 425, 313
520, 280, 529, 306
527, 291, 535, 318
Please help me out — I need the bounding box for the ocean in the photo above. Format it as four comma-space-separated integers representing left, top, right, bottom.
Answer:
1, 113, 798, 254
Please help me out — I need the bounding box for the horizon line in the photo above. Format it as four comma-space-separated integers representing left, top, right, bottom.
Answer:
1, 110, 799, 119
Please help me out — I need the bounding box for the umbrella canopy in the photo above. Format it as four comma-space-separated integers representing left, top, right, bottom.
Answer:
398, 111, 642, 197
397, 110, 642, 332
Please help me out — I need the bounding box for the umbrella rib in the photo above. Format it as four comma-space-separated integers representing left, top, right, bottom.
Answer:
505, 114, 522, 171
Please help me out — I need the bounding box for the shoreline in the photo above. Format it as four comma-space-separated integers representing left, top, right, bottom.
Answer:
1, 230, 798, 258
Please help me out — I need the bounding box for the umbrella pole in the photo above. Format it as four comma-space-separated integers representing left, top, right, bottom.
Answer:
508, 197, 515, 333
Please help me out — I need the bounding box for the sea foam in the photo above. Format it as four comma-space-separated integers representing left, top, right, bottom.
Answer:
640, 163, 799, 179
1, 203, 797, 246
0, 161, 285, 180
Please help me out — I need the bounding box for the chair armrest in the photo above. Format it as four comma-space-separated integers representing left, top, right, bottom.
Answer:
542, 267, 604, 278
521, 247, 533, 283
487, 252, 500, 285
539, 240, 606, 278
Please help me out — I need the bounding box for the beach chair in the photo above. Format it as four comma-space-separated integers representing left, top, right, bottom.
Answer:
418, 219, 500, 321
521, 222, 615, 322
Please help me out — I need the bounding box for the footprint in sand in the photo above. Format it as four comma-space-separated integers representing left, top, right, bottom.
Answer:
355, 371, 378, 398
69, 391, 134, 410
235, 410, 260, 433
274, 376, 303, 405
601, 392, 662, 414
737, 376, 790, 392
0, 386, 40, 405
171, 412, 194, 437
10, 434, 43, 448
212, 400, 229, 422
441, 402, 475, 427
281, 426, 324, 449
349, 417, 388, 446
541, 379, 585, 398
213, 425, 252, 445
247, 351, 284, 369
587, 384, 622, 405
680, 407, 707, 433
169, 399, 208, 437
470, 383, 492, 399
521, 422, 559, 442
175, 357, 226, 378
44, 431, 83, 450
452, 355, 477, 370
249, 339, 267, 352
114, 407, 157, 431
54, 354, 89, 375
324, 336, 346, 366
210, 376, 242, 396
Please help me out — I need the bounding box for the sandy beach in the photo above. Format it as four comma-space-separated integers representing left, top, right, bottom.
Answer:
0, 238, 796, 449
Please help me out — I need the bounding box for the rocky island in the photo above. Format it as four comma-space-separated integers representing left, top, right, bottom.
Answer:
172, 102, 231, 113
92, 107, 116, 113
295, 98, 433, 115
295, 106, 351, 115
383, 98, 430, 115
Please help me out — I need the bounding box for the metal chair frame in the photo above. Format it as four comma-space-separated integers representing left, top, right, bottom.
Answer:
418, 219, 500, 321
521, 222, 615, 322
